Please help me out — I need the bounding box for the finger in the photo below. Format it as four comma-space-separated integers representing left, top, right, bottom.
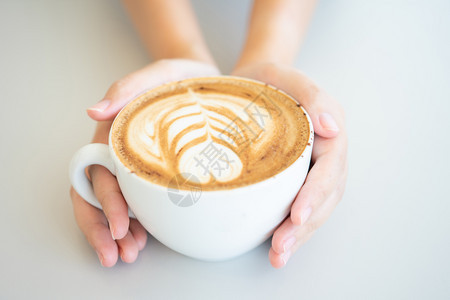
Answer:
272, 184, 344, 255
116, 231, 140, 263
290, 136, 348, 226
89, 165, 130, 241
271, 187, 345, 268
70, 187, 119, 267
129, 219, 148, 251
269, 230, 315, 269
270, 171, 347, 267
233, 63, 344, 138
268, 247, 284, 268
269, 194, 336, 268
87, 59, 220, 121
271, 215, 301, 255
270, 139, 348, 251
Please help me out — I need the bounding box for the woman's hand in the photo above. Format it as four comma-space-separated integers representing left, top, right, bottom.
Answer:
233, 63, 348, 268
70, 59, 220, 267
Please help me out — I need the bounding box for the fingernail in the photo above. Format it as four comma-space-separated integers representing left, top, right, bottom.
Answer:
96, 251, 105, 267
283, 236, 297, 253
87, 100, 110, 112
319, 113, 339, 132
301, 206, 312, 225
110, 227, 116, 240
281, 250, 292, 266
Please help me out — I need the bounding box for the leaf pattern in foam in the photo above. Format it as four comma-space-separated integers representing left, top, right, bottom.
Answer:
129, 88, 274, 184
161, 89, 247, 184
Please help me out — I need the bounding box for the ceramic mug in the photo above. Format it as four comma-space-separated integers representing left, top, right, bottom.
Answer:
69, 77, 314, 261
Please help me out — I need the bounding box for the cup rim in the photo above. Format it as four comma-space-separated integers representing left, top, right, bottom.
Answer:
108, 75, 314, 193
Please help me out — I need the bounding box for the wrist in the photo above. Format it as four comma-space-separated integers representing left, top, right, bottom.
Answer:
235, 0, 316, 71
160, 42, 216, 66
234, 56, 279, 73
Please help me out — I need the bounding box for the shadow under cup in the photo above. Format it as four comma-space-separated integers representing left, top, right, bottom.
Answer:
70, 76, 314, 261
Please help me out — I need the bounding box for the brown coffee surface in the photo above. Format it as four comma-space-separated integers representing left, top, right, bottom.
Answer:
111, 77, 310, 191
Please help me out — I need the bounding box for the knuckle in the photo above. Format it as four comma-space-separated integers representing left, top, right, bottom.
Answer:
305, 180, 326, 199
303, 80, 321, 98
111, 79, 123, 90
302, 180, 332, 205
111, 75, 133, 92
304, 220, 319, 233
316, 185, 330, 202
98, 189, 122, 206
85, 222, 107, 245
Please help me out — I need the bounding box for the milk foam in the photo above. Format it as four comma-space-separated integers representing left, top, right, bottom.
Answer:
112, 77, 310, 190
127, 89, 271, 184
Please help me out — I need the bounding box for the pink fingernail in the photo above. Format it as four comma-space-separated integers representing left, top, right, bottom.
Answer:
283, 236, 297, 253
96, 251, 105, 267
110, 227, 116, 240
319, 113, 339, 132
301, 206, 312, 225
281, 250, 292, 265
87, 100, 110, 112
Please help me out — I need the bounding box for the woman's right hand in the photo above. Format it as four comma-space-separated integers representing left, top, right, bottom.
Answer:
70, 59, 220, 267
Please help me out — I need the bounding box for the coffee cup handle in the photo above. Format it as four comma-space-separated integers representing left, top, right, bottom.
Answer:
69, 143, 136, 218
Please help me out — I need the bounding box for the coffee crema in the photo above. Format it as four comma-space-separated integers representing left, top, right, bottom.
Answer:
111, 77, 310, 191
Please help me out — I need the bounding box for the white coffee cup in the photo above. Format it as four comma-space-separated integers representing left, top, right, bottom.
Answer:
69, 79, 314, 261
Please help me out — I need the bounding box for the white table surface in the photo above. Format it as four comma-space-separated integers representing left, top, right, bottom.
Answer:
1, 1, 449, 299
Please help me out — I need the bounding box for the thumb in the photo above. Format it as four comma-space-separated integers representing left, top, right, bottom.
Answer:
303, 89, 341, 139
233, 63, 342, 139
86, 59, 220, 121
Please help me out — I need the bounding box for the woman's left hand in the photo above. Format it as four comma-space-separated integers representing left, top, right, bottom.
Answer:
233, 63, 348, 268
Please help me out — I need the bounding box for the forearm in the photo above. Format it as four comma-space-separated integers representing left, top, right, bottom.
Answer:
122, 0, 214, 64
235, 0, 317, 69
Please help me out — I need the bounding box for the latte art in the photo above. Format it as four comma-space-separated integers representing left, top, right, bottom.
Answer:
112, 77, 310, 191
